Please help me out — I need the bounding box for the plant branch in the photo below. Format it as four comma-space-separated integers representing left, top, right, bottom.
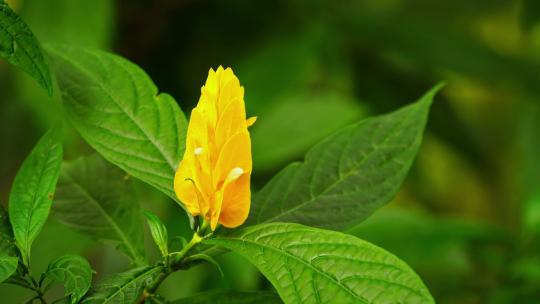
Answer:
137, 232, 204, 303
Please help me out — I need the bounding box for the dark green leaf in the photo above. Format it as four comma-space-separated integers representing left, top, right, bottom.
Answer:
46, 44, 188, 204
45, 254, 93, 304
0, 1, 52, 94
8, 126, 63, 266
247, 85, 442, 230
0, 204, 15, 256
54, 154, 146, 265
0, 254, 18, 283
143, 210, 168, 257
81, 266, 163, 304
207, 223, 434, 304
170, 290, 282, 304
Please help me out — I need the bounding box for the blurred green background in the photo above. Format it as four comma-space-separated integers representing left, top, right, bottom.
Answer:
2, 0, 540, 303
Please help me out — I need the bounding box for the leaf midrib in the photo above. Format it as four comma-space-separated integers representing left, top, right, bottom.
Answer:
20, 141, 57, 261
62, 171, 144, 265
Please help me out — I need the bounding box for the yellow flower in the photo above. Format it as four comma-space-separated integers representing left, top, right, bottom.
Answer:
174, 66, 256, 231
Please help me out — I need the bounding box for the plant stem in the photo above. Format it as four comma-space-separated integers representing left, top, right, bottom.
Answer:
24, 268, 48, 303
137, 232, 203, 303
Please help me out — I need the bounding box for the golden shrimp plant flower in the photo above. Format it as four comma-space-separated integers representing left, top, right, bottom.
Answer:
174, 66, 256, 231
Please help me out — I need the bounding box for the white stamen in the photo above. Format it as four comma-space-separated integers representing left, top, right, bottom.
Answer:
194, 147, 204, 155
227, 167, 244, 181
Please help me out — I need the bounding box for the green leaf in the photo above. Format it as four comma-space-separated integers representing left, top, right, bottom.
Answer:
247, 85, 442, 230
0, 1, 52, 94
252, 92, 366, 172
170, 290, 282, 304
8, 126, 63, 266
207, 223, 434, 304
0, 204, 15, 256
143, 210, 168, 257
45, 44, 188, 204
81, 266, 163, 304
54, 154, 146, 265
45, 254, 93, 304
0, 254, 18, 283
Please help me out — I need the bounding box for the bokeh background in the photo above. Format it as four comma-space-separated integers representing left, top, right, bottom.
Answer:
1, 0, 540, 303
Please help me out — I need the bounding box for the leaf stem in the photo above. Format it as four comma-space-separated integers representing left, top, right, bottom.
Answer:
19, 265, 49, 304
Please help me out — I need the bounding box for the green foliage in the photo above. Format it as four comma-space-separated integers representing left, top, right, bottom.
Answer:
208, 223, 434, 304
82, 266, 164, 303
8, 126, 63, 266
45, 44, 188, 204
45, 254, 93, 304
0, 254, 18, 283
143, 210, 169, 257
247, 85, 442, 230
0, 1, 52, 94
170, 290, 282, 304
54, 154, 146, 265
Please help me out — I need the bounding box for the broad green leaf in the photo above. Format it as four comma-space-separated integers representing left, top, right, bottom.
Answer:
252, 92, 365, 172
0, 1, 52, 94
143, 210, 168, 257
45, 254, 93, 304
207, 223, 434, 304
0, 254, 18, 283
247, 85, 442, 230
170, 290, 282, 304
54, 154, 146, 265
46, 44, 188, 203
0, 204, 15, 256
81, 265, 163, 304
8, 126, 63, 266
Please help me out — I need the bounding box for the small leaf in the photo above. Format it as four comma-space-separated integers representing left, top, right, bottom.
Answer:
45, 254, 93, 304
0, 2, 52, 94
9, 126, 63, 266
170, 290, 282, 304
81, 266, 164, 304
0, 254, 18, 283
54, 154, 146, 265
207, 223, 434, 304
46, 44, 188, 204
143, 210, 168, 257
247, 85, 442, 230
